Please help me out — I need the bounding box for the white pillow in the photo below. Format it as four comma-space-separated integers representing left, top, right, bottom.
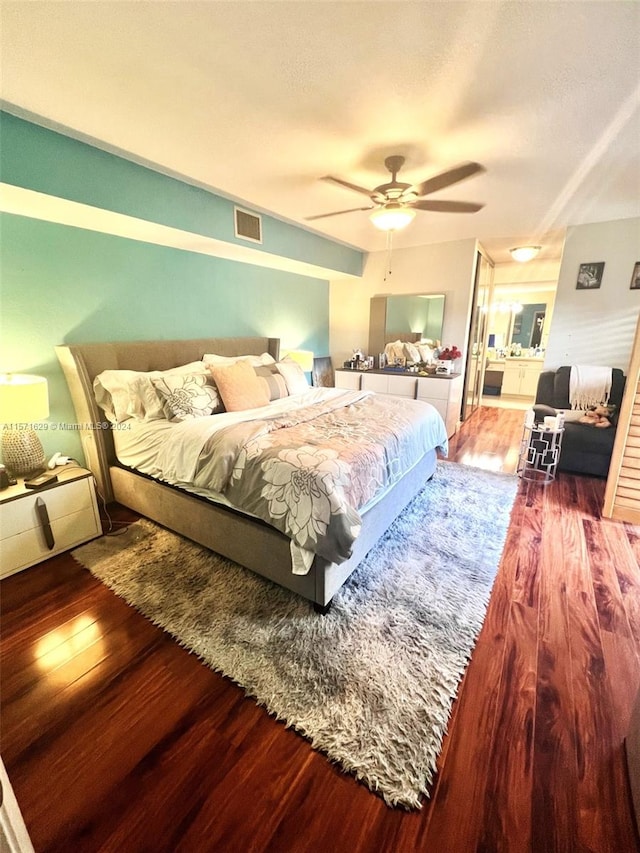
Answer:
94, 361, 207, 423
403, 343, 421, 363
384, 341, 406, 362
276, 359, 310, 395
202, 352, 275, 367
418, 344, 433, 362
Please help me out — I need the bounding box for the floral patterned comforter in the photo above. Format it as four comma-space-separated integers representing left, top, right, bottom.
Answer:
153, 390, 448, 571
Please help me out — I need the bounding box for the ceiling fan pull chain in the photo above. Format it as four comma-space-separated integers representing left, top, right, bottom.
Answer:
383, 230, 393, 281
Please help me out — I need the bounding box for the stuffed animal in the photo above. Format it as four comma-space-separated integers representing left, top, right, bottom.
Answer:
579, 404, 616, 428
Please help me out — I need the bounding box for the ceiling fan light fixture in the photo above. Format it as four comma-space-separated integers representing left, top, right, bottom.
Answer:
509, 245, 542, 263
369, 205, 416, 232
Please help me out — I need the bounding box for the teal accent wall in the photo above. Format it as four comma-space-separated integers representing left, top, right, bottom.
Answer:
0, 113, 362, 465
0, 112, 363, 275
1, 213, 330, 463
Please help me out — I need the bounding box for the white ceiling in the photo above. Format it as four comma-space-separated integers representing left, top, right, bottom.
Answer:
1, 1, 639, 265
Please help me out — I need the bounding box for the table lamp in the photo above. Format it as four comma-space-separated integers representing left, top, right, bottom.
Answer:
0, 374, 49, 475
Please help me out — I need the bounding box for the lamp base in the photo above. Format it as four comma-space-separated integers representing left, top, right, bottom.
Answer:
2, 429, 46, 476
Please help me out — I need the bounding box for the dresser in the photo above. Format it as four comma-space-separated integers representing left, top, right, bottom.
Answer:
335, 369, 463, 438
0, 465, 102, 578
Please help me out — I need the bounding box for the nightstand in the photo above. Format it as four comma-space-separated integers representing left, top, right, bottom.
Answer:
0, 466, 102, 578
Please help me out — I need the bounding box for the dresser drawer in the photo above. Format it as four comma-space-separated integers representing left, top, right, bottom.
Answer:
387, 375, 417, 398
334, 370, 361, 391
361, 373, 389, 394
416, 376, 450, 400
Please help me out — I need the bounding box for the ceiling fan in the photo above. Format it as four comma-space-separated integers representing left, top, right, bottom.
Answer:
306, 156, 485, 230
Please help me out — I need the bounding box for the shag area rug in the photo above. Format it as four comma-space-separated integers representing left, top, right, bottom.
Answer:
73, 461, 517, 809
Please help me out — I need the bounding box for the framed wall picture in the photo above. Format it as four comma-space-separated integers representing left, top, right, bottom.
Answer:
576, 262, 605, 289
630, 262, 640, 290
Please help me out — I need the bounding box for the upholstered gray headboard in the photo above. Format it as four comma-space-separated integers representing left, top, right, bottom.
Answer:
55, 336, 279, 501
384, 332, 422, 344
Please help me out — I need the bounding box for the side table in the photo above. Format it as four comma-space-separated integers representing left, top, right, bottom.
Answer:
0, 465, 102, 578
517, 423, 564, 484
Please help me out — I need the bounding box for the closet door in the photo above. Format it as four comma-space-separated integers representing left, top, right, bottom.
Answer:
603, 314, 640, 523
462, 250, 492, 419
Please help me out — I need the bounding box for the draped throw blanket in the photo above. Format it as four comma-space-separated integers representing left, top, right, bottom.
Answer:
569, 365, 612, 410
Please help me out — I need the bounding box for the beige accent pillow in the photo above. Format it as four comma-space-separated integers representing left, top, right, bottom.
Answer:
208, 360, 270, 411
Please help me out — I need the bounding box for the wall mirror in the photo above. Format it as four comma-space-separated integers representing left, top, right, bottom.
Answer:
488, 300, 547, 352
368, 293, 445, 356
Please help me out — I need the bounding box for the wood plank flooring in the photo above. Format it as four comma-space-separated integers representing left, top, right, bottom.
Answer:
2, 405, 640, 852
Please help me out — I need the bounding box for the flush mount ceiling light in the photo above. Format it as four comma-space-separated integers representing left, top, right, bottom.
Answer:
369, 204, 417, 232
509, 245, 542, 263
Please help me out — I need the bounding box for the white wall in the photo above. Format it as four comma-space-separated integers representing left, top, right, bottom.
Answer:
330, 238, 478, 368
492, 259, 561, 287
544, 217, 640, 372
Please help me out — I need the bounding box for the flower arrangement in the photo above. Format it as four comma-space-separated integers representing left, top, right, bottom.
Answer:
437, 345, 462, 361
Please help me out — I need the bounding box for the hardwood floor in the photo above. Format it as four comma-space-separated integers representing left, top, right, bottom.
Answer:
2, 406, 639, 852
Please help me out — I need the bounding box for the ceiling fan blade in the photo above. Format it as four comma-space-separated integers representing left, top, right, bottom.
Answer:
415, 162, 485, 197
321, 175, 374, 197
410, 199, 484, 213
305, 205, 375, 221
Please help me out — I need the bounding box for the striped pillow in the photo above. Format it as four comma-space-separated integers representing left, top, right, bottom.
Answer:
254, 364, 289, 401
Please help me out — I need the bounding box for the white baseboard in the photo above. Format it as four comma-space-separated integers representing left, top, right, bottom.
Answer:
0, 758, 34, 853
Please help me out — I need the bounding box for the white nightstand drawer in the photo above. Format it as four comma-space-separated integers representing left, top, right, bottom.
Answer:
1, 478, 94, 539
0, 506, 101, 577
0, 468, 101, 578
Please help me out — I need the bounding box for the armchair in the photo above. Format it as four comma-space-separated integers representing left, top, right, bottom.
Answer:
534, 366, 626, 477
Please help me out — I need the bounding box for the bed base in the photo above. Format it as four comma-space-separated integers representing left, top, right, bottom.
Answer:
56, 337, 438, 609
108, 451, 436, 607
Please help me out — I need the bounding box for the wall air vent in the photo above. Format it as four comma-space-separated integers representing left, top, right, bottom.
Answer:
234, 207, 262, 244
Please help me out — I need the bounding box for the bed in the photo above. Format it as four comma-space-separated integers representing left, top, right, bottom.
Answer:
56, 336, 447, 611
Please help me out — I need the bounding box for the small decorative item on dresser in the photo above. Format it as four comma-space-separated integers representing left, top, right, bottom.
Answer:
435, 345, 462, 374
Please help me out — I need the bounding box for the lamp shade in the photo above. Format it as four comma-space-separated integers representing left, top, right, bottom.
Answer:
286, 350, 314, 372
0, 374, 49, 422
509, 246, 541, 263
370, 205, 416, 232
0, 374, 49, 475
